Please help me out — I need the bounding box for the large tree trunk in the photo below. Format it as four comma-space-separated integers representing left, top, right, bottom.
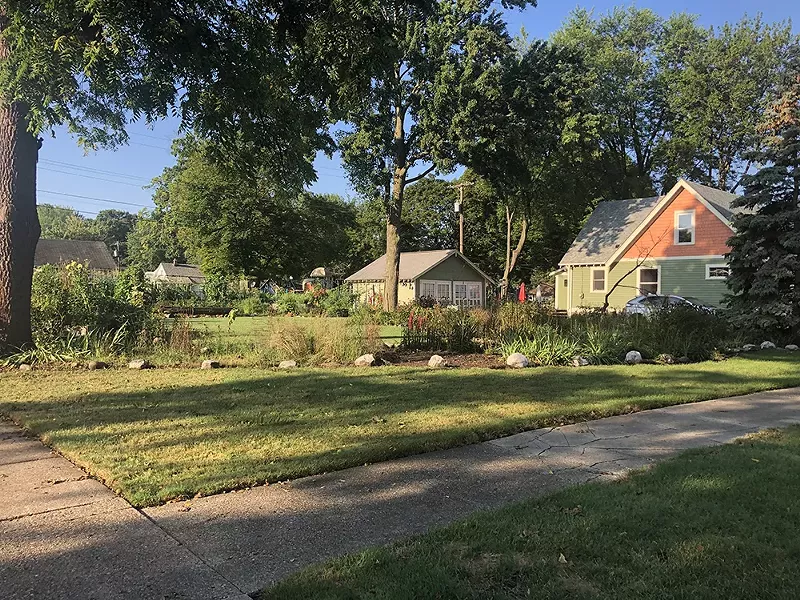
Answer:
0, 15, 40, 351
383, 167, 405, 311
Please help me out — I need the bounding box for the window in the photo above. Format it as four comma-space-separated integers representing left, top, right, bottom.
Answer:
674, 210, 695, 245
420, 281, 436, 298
454, 283, 467, 301
706, 264, 731, 280
436, 281, 451, 303
638, 267, 660, 295
563, 277, 568, 288
591, 268, 606, 293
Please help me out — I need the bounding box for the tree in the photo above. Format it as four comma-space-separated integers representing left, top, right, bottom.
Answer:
0, 1, 418, 349
338, 0, 531, 311
664, 16, 793, 191
154, 137, 357, 279
126, 208, 186, 271
37, 204, 97, 240
727, 45, 800, 338
94, 210, 137, 263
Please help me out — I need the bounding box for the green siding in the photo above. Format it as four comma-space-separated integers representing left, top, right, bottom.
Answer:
422, 255, 486, 282
567, 258, 729, 311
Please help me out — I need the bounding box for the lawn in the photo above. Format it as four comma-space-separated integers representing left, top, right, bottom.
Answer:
188, 315, 403, 345
2, 353, 800, 507
259, 426, 800, 600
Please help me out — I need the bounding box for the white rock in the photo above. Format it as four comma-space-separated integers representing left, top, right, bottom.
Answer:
571, 356, 590, 367
761, 341, 776, 350
428, 355, 447, 368
742, 344, 758, 352
625, 350, 643, 365
87, 360, 107, 371
786, 344, 799, 351
201, 359, 221, 369
506, 353, 529, 368
354, 353, 376, 367
18, 363, 32, 371
128, 359, 151, 370
278, 360, 298, 369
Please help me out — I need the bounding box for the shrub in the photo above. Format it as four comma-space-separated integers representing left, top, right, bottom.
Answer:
320, 286, 357, 317
237, 294, 275, 316
499, 326, 580, 366
275, 292, 308, 315
402, 306, 480, 352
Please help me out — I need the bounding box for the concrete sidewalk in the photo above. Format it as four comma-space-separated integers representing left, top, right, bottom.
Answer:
3, 387, 800, 598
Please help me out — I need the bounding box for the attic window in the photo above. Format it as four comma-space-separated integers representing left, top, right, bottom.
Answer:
675, 210, 695, 245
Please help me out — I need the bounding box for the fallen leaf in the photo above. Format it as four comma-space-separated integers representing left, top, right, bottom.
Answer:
558, 553, 568, 564
751, 458, 760, 463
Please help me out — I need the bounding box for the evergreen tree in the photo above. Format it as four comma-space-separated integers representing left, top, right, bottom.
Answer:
727, 45, 800, 339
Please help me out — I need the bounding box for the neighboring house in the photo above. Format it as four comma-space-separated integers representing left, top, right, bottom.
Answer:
146, 261, 206, 296
345, 249, 494, 308
34, 239, 117, 273
555, 179, 741, 313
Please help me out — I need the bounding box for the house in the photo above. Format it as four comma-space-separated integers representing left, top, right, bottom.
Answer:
555, 179, 742, 313
146, 261, 206, 296
34, 239, 117, 273
345, 249, 494, 308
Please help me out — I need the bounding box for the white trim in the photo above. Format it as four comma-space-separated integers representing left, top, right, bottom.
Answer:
568, 265, 574, 314
590, 267, 607, 293
606, 178, 734, 266
636, 265, 661, 295
705, 264, 731, 280
617, 254, 726, 262
674, 210, 696, 245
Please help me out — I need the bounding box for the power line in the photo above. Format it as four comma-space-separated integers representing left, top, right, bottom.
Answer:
40, 159, 152, 182
130, 131, 175, 142
37, 189, 153, 209
129, 140, 171, 151
38, 167, 147, 187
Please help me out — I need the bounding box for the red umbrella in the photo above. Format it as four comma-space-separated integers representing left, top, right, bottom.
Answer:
518, 282, 526, 303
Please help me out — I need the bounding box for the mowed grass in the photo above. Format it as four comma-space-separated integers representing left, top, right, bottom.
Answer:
260, 426, 800, 600
2, 353, 800, 507
189, 315, 402, 345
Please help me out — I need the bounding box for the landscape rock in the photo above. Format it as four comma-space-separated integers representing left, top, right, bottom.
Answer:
152, 337, 162, 345
786, 344, 799, 351
742, 344, 758, 352
87, 360, 108, 371
278, 360, 298, 369
625, 350, 643, 365
657, 354, 675, 365
18, 363, 32, 371
676, 356, 691, 364
201, 359, 221, 370
354, 353, 376, 367
506, 353, 529, 369
761, 341, 777, 350
128, 359, 152, 370
428, 354, 448, 368
571, 356, 590, 367
200, 347, 212, 355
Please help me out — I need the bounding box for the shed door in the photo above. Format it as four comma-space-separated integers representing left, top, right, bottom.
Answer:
453, 281, 482, 308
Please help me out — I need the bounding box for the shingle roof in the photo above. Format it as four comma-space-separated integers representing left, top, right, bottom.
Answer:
559, 180, 744, 266
560, 196, 662, 266
346, 250, 492, 282
34, 239, 117, 271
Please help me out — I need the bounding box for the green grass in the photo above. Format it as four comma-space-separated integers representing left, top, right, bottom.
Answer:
259, 426, 800, 600
2, 353, 800, 508
188, 315, 402, 344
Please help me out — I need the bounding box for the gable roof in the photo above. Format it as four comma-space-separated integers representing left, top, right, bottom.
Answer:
346, 250, 494, 284
34, 239, 117, 271
560, 180, 742, 267
153, 262, 205, 284
560, 196, 662, 266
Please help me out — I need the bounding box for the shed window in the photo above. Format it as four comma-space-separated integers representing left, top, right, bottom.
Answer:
675, 210, 695, 245
420, 281, 436, 297
436, 282, 451, 303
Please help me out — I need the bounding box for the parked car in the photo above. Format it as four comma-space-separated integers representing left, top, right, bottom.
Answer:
623, 294, 716, 315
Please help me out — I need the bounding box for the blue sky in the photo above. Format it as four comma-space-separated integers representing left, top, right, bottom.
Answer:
38, 1, 799, 217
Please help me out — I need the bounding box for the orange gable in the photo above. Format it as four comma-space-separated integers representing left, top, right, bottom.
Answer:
622, 187, 732, 260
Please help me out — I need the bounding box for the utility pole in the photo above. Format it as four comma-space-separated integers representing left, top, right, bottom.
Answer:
451, 181, 475, 254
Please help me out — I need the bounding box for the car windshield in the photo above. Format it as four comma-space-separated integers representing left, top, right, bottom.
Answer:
641, 296, 668, 306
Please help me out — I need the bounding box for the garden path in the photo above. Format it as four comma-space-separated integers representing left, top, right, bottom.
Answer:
3, 387, 800, 598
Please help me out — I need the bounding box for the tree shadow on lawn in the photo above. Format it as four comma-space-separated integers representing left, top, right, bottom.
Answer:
2, 353, 800, 506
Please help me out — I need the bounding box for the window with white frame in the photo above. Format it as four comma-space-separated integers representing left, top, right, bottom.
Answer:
675, 210, 695, 245
591, 268, 606, 293
454, 283, 467, 301
638, 267, 660, 295
436, 281, 451, 303
420, 280, 436, 298
706, 264, 731, 280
